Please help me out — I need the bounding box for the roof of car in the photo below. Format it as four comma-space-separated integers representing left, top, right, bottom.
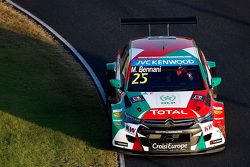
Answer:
129, 36, 200, 60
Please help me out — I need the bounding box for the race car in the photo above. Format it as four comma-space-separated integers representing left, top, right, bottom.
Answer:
106, 17, 225, 155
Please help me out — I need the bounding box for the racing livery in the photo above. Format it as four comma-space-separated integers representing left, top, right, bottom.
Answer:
106, 18, 225, 155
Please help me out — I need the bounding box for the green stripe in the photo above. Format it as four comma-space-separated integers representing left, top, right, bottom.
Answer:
164, 50, 194, 57
196, 133, 206, 150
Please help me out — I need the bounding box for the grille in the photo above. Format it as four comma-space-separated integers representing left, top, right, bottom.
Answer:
142, 118, 196, 130
139, 133, 191, 146
137, 118, 201, 147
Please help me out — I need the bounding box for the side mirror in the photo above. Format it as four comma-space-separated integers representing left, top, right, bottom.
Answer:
106, 62, 116, 71
109, 79, 122, 89
211, 77, 222, 88
207, 61, 216, 69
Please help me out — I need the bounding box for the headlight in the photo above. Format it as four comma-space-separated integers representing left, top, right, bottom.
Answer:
123, 112, 141, 124
197, 111, 213, 123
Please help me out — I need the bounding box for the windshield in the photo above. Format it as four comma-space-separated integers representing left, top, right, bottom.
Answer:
128, 65, 205, 92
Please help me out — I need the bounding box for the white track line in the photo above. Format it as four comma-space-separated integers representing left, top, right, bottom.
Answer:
119, 153, 125, 167
5, 0, 125, 167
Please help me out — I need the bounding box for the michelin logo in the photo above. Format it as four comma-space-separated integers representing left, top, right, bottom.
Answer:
132, 58, 198, 66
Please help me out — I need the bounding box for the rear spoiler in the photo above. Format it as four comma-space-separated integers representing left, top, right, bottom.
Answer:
120, 17, 198, 36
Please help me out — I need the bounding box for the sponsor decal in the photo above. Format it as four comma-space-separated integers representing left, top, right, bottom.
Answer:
138, 55, 193, 59
115, 121, 121, 126
151, 109, 188, 115
132, 58, 198, 66
125, 123, 136, 134
214, 117, 224, 120
160, 95, 176, 105
131, 66, 162, 73
151, 143, 188, 151
113, 109, 122, 112
155, 130, 183, 134
114, 141, 128, 147
213, 106, 223, 110
218, 124, 226, 136
210, 138, 222, 145
113, 112, 122, 117
204, 124, 213, 132
214, 110, 223, 115
130, 95, 145, 103
191, 94, 204, 101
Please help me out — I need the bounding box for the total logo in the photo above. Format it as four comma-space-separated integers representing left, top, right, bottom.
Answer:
151, 109, 188, 115
160, 95, 176, 105
152, 143, 188, 151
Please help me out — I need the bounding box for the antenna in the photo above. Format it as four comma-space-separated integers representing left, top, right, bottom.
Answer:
167, 24, 170, 36
148, 24, 151, 36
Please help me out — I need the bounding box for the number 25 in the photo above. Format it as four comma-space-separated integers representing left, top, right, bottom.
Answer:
131, 73, 148, 84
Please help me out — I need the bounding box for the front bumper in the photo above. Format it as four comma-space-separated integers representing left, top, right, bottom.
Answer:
112, 120, 226, 154
113, 144, 225, 156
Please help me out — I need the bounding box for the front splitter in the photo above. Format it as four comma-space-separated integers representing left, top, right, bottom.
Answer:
112, 144, 225, 156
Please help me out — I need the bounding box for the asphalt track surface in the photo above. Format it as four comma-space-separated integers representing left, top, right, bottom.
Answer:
12, 0, 250, 166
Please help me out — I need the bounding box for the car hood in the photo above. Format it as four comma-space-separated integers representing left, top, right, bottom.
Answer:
125, 90, 211, 120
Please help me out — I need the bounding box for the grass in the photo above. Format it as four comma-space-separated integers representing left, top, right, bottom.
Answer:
0, 2, 117, 167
